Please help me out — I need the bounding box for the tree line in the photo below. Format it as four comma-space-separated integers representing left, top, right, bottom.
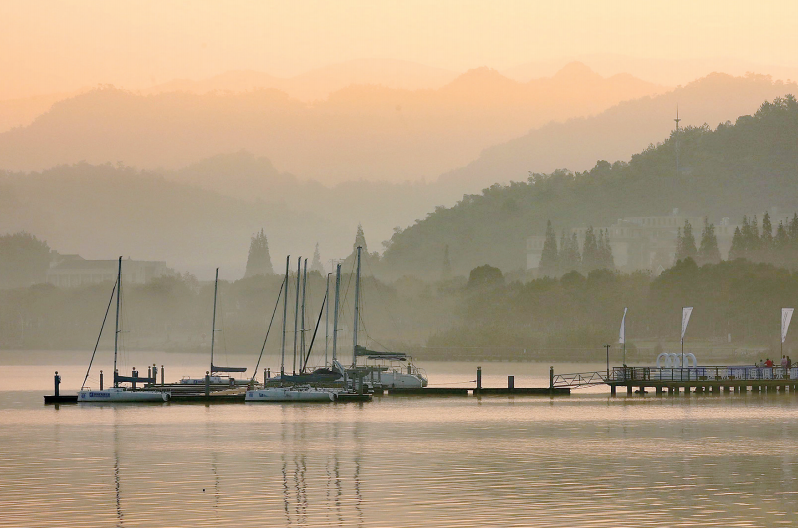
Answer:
539, 221, 614, 277
729, 212, 798, 269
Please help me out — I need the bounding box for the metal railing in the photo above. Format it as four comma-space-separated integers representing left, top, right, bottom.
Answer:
551, 371, 608, 388
610, 366, 798, 383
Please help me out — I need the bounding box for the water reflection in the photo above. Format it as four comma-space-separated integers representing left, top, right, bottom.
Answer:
113, 420, 124, 527
5, 392, 798, 527
276, 417, 364, 526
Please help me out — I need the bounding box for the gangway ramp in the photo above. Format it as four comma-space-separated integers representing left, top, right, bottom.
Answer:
551, 371, 608, 389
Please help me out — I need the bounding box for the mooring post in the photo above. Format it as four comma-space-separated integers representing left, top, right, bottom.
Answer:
508, 375, 514, 391
549, 366, 554, 390
132, 368, 137, 390
610, 385, 616, 397
161, 365, 165, 386
54, 371, 60, 397
152, 364, 157, 384
147, 366, 152, 380
476, 366, 482, 391
100, 370, 104, 390
205, 371, 210, 397
264, 368, 268, 383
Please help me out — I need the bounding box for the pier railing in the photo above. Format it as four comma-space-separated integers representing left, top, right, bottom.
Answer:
551, 371, 608, 388
611, 366, 798, 383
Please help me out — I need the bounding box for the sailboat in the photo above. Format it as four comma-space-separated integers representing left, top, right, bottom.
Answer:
344, 246, 427, 390
246, 255, 336, 402
180, 268, 247, 387
78, 257, 168, 402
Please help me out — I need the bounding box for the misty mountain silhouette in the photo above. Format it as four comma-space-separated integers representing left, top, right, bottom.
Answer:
0, 64, 662, 182
437, 73, 798, 196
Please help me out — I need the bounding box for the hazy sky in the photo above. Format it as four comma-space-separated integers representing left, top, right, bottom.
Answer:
3, 0, 798, 99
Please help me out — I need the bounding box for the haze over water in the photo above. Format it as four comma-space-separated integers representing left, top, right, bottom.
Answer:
3, 359, 798, 527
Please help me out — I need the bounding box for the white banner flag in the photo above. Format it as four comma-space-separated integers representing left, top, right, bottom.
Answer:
782, 308, 794, 343
619, 307, 627, 344
681, 307, 693, 341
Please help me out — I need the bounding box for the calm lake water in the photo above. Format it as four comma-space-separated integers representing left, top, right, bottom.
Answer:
2, 351, 798, 527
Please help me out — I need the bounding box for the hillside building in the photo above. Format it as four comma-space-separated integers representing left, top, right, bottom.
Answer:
46, 255, 172, 287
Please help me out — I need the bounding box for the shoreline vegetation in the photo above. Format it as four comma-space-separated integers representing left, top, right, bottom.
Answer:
0, 256, 795, 363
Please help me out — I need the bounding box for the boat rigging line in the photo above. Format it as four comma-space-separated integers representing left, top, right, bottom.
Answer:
81, 281, 117, 390
301, 288, 328, 372
251, 277, 285, 383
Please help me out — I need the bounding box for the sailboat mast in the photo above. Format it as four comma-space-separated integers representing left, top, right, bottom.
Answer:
210, 268, 219, 374
333, 264, 340, 362
300, 258, 308, 372
325, 272, 330, 366
280, 256, 290, 377
352, 246, 362, 367
114, 256, 122, 387
293, 256, 301, 375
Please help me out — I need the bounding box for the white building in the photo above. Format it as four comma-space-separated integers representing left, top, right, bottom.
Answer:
46, 255, 172, 287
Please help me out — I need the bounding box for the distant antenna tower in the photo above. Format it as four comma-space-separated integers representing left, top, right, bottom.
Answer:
674, 105, 681, 175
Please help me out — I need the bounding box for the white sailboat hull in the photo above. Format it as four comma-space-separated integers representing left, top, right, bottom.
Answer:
367, 371, 427, 388
246, 387, 336, 402
78, 388, 169, 402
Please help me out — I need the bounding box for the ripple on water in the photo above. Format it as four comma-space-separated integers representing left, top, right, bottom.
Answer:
1, 392, 798, 526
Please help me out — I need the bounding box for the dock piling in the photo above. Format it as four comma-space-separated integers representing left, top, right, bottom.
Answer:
476, 367, 482, 391
100, 370, 103, 390
161, 365, 164, 386
54, 371, 60, 397
508, 376, 514, 391
205, 371, 210, 397
549, 367, 554, 390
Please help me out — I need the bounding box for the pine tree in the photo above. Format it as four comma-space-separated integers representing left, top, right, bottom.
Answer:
244, 228, 274, 277
354, 223, 368, 253
748, 215, 761, 258
570, 232, 582, 270
775, 221, 789, 267
441, 245, 452, 280
310, 243, 324, 274
697, 217, 721, 265
597, 229, 614, 269
582, 226, 599, 273
675, 227, 684, 261
729, 226, 744, 260
788, 214, 798, 267
681, 220, 697, 261
539, 220, 559, 277
761, 212, 774, 262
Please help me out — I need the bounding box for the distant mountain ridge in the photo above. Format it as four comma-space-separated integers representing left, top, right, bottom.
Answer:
143, 58, 460, 102
0, 63, 663, 182
438, 73, 798, 196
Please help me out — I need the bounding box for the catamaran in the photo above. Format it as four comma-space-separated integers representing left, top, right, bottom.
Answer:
78, 257, 169, 403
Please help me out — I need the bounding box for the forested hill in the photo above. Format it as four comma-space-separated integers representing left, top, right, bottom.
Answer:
380, 96, 798, 279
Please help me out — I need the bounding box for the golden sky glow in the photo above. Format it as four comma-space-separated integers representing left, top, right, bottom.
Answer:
2, 0, 798, 99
